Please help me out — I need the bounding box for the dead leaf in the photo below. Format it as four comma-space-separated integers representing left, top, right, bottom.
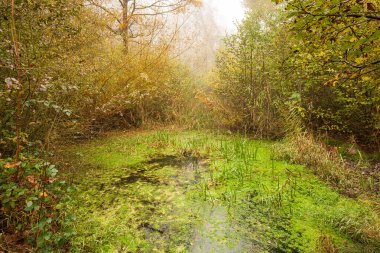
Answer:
39, 191, 48, 198
4, 162, 21, 169
26, 176, 37, 185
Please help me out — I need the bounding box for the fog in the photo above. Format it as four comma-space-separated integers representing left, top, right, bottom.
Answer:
176, 0, 247, 73
205, 0, 246, 33
104, 0, 252, 72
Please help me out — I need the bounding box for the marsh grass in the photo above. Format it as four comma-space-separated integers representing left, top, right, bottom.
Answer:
196, 133, 379, 252
61, 130, 380, 252
272, 133, 378, 198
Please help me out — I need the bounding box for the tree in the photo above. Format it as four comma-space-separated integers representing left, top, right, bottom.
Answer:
89, 0, 201, 52
274, 0, 380, 145
276, 0, 379, 82
212, 10, 291, 137
244, 0, 275, 11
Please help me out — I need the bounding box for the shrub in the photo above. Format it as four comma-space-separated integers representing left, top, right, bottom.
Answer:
0, 156, 74, 252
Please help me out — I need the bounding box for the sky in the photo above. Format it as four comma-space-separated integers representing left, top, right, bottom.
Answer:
176, 0, 247, 72
205, 0, 246, 33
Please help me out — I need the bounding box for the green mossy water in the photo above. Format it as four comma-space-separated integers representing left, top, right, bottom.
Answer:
62, 130, 380, 252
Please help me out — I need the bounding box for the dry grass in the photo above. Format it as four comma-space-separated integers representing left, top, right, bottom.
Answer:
316, 235, 338, 253
272, 132, 375, 198
272, 132, 380, 246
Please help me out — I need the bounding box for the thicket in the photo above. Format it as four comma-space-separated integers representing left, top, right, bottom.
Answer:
212, 10, 291, 138
211, 0, 380, 148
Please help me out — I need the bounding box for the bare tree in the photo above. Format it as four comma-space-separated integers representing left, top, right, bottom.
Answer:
89, 0, 201, 52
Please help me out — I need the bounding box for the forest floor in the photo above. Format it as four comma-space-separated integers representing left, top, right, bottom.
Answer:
59, 129, 380, 253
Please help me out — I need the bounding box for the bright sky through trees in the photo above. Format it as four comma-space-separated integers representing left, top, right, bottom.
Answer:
106, 0, 247, 33
205, 0, 246, 32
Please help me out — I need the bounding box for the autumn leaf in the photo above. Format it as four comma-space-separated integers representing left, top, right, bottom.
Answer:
350, 73, 358, 79
316, 51, 325, 57
355, 57, 367, 65
350, 37, 357, 43
39, 191, 48, 198
26, 175, 38, 185
4, 162, 21, 169
361, 76, 371, 81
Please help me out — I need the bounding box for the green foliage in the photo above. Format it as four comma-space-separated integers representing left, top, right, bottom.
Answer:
276, 0, 380, 145
0, 156, 74, 251
213, 0, 379, 145
281, 0, 379, 76
0, 0, 86, 153
202, 132, 380, 252
1, 0, 204, 247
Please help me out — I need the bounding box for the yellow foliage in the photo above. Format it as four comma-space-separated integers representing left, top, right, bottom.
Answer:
355, 57, 367, 65
362, 76, 371, 81
39, 191, 48, 198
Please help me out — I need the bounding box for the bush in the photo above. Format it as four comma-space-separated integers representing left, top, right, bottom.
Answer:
0, 156, 74, 252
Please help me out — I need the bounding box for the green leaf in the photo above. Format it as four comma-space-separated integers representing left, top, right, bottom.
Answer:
25, 201, 33, 211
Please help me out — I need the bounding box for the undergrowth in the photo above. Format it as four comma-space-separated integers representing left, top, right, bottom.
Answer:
272, 132, 379, 199
0, 155, 74, 252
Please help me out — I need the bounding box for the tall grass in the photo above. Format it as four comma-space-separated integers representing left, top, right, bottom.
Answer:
272, 132, 376, 198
